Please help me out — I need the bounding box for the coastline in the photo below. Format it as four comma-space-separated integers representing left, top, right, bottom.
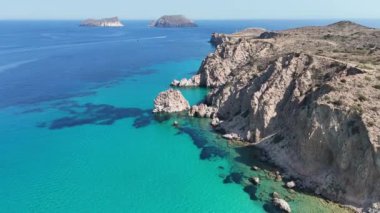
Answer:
153, 20, 380, 212
166, 114, 356, 212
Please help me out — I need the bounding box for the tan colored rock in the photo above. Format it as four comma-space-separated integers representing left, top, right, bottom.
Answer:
273, 198, 292, 213
171, 75, 200, 87
173, 21, 380, 209
249, 177, 260, 185
286, 181, 296, 189
153, 89, 190, 113
188, 103, 217, 118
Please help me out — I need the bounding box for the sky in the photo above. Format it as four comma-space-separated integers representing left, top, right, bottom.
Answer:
1, 0, 380, 20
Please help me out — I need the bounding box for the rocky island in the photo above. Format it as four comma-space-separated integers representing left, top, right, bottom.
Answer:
80, 17, 124, 27
150, 15, 197, 28
154, 21, 380, 212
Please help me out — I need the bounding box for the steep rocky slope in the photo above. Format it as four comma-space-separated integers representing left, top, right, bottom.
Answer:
169, 21, 380, 211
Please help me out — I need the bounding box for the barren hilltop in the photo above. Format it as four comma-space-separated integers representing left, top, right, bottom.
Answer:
155, 21, 380, 212
151, 15, 197, 28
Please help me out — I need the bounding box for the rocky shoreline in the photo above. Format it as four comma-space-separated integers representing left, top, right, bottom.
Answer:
153, 21, 380, 212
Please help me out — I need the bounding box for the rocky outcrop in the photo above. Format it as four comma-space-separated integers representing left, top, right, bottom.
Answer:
151, 15, 197, 28
171, 75, 200, 87
273, 198, 292, 213
153, 89, 190, 113
188, 104, 217, 118
210, 28, 267, 47
80, 17, 124, 27
286, 181, 296, 189
173, 21, 380, 210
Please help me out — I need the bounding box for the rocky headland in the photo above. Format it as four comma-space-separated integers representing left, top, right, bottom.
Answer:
154, 21, 380, 212
150, 15, 197, 28
80, 17, 124, 27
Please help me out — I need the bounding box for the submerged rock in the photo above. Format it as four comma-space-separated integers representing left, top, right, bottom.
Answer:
249, 177, 260, 185
151, 15, 197, 28
251, 166, 260, 171
222, 133, 240, 140
153, 89, 190, 113
273, 198, 292, 213
286, 181, 296, 189
272, 192, 280, 199
80, 17, 124, 27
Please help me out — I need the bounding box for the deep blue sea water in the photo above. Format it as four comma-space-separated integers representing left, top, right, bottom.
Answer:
0, 20, 379, 212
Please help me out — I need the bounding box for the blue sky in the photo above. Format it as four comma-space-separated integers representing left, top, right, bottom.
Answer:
1, 0, 379, 20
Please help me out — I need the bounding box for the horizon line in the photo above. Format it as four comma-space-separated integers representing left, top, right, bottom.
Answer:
1, 18, 380, 21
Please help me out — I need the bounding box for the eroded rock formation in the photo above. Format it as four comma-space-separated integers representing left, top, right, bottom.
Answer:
153, 89, 190, 113
167, 21, 380, 210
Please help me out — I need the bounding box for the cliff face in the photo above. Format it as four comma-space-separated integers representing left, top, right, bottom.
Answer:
80, 17, 124, 27
151, 15, 197, 28
177, 21, 380, 210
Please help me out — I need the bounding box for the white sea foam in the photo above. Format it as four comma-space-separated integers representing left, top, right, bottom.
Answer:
0, 59, 38, 73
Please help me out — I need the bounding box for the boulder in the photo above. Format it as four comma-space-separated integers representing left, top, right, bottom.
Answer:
272, 198, 292, 213
272, 192, 280, 199
286, 181, 296, 189
249, 177, 260, 185
153, 89, 190, 113
222, 133, 240, 140
251, 166, 260, 171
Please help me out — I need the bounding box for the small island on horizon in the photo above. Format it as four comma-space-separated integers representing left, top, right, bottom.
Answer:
150, 15, 197, 28
80, 17, 124, 27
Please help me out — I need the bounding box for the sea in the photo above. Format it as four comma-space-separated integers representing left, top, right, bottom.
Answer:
0, 19, 379, 212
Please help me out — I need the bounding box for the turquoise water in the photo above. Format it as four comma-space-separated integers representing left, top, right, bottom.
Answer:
0, 58, 264, 212
2, 20, 378, 212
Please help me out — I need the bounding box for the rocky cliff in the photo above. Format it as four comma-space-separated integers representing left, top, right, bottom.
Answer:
151, 15, 197, 28
168, 21, 380, 211
80, 17, 124, 27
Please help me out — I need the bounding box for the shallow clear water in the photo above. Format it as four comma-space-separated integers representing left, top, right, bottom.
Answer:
1, 20, 377, 212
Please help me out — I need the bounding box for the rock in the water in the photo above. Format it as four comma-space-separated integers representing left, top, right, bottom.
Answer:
272, 192, 280, 199
153, 89, 190, 113
273, 198, 292, 213
80, 17, 124, 27
188, 104, 217, 118
171, 75, 200, 87
251, 166, 260, 171
222, 133, 240, 140
151, 15, 197, 28
249, 177, 260, 185
275, 172, 283, 182
286, 181, 296, 189
210, 117, 221, 127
